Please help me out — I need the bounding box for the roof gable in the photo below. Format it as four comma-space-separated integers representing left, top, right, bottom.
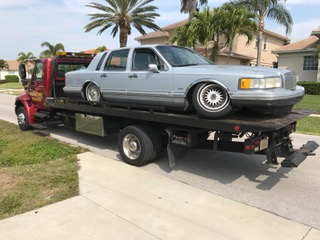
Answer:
273, 35, 319, 53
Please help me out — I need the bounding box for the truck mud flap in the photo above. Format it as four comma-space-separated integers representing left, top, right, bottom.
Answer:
281, 141, 319, 167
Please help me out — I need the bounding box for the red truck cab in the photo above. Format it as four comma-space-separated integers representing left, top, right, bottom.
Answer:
15, 52, 94, 130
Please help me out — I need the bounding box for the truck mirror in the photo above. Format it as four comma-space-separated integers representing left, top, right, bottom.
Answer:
19, 63, 27, 84
148, 64, 160, 73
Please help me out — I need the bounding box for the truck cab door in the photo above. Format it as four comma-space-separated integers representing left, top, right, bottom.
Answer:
28, 60, 47, 108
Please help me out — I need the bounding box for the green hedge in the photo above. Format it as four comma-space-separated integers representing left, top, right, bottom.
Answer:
298, 81, 320, 95
4, 75, 19, 83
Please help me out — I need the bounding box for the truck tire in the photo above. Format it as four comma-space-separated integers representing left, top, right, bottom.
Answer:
118, 125, 154, 166
143, 125, 162, 163
16, 106, 31, 131
85, 82, 101, 102
192, 83, 232, 118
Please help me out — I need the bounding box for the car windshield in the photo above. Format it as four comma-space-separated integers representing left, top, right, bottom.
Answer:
156, 45, 211, 67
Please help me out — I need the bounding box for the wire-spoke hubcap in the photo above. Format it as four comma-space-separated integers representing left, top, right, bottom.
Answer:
123, 134, 141, 160
199, 84, 229, 112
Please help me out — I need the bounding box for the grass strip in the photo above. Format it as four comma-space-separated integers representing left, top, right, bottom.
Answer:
0, 120, 85, 220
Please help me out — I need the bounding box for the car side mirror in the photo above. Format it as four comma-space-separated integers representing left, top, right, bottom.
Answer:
148, 64, 160, 73
18, 63, 28, 86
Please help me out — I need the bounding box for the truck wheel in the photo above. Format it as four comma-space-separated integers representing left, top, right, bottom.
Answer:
118, 125, 154, 166
85, 83, 101, 102
142, 125, 162, 163
192, 83, 232, 118
16, 106, 31, 131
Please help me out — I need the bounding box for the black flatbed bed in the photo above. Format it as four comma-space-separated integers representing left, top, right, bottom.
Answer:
46, 97, 312, 133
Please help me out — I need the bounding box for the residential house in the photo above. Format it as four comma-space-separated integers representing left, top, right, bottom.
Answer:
273, 28, 320, 82
135, 19, 289, 67
0, 60, 19, 80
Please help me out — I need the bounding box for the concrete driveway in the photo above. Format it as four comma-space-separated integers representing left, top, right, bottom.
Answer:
0, 152, 320, 240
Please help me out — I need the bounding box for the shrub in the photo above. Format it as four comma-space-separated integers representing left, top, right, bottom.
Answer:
298, 81, 320, 95
4, 75, 19, 83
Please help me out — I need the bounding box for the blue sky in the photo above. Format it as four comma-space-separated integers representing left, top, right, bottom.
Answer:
0, 0, 319, 60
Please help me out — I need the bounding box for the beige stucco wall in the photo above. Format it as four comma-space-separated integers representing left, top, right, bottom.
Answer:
233, 34, 286, 67
277, 52, 318, 82
136, 36, 168, 45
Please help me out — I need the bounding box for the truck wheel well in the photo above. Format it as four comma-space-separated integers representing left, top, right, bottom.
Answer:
15, 101, 24, 114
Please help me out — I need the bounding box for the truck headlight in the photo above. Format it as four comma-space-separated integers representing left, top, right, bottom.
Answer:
239, 77, 282, 89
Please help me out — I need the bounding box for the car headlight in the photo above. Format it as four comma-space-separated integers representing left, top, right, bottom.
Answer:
239, 77, 282, 89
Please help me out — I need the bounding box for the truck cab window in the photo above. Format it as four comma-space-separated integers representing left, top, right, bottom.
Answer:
132, 49, 165, 71
104, 49, 129, 71
34, 62, 44, 81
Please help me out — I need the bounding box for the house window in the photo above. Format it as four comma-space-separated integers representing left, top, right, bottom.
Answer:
263, 37, 267, 50
255, 36, 267, 50
303, 56, 318, 70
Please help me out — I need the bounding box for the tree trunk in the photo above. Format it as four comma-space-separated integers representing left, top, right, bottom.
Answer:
119, 25, 128, 48
256, 17, 264, 67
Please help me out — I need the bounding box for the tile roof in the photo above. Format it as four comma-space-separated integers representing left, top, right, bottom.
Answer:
162, 19, 189, 30
273, 35, 319, 53
6, 60, 19, 70
135, 20, 188, 41
135, 31, 169, 41
5, 60, 33, 71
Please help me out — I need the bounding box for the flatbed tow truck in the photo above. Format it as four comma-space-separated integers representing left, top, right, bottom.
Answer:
15, 52, 318, 168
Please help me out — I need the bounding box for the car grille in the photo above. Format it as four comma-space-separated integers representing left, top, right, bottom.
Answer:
284, 72, 297, 90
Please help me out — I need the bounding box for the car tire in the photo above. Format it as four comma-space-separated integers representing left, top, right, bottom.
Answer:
118, 125, 154, 166
16, 106, 31, 131
192, 83, 232, 118
85, 82, 101, 102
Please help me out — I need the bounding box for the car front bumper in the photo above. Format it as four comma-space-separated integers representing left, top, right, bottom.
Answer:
230, 85, 305, 108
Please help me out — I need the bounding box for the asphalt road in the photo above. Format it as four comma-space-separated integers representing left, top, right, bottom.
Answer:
1, 93, 320, 230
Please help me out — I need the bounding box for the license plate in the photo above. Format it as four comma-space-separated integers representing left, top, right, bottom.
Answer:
260, 138, 269, 150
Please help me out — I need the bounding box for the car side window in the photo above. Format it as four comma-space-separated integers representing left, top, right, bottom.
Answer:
132, 49, 165, 71
104, 49, 129, 71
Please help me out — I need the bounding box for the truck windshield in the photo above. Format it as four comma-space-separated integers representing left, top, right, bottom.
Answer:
156, 45, 211, 67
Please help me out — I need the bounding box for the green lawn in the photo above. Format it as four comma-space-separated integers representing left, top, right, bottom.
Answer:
0, 82, 23, 90
294, 95, 320, 114
0, 120, 85, 220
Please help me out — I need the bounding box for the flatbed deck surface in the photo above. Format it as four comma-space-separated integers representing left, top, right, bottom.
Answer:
46, 98, 313, 132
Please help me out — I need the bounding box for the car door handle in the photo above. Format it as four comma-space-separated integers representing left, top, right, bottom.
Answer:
100, 73, 107, 78
128, 74, 138, 79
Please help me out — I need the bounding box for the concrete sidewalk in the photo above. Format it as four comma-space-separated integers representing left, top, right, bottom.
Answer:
0, 152, 319, 240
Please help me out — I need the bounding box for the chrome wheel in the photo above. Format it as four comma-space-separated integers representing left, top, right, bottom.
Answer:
122, 134, 141, 160
17, 112, 26, 127
197, 84, 229, 112
85, 83, 101, 102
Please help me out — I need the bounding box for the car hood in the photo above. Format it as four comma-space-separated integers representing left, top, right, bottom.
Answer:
172, 65, 293, 78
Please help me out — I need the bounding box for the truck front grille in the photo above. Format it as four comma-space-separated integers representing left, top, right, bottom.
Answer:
284, 72, 297, 90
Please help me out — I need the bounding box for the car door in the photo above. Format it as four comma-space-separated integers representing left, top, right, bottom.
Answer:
126, 48, 174, 107
97, 49, 130, 103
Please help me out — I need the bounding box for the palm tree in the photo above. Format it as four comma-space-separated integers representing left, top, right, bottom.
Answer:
170, 22, 197, 48
191, 7, 215, 58
84, 0, 161, 48
180, 0, 208, 15
17, 52, 36, 79
40, 42, 65, 58
227, 0, 292, 66
0, 59, 9, 80
95, 46, 107, 53
221, 4, 257, 63
314, 44, 320, 59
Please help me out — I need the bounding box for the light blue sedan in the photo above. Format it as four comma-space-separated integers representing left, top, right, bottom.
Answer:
64, 45, 304, 118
